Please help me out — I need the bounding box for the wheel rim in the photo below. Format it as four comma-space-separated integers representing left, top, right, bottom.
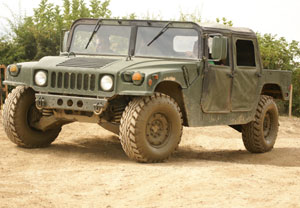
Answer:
263, 111, 271, 139
146, 113, 170, 148
27, 104, 42, 131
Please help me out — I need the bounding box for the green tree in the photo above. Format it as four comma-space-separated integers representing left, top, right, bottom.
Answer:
79, 0, 90, 17
0, 0, 113, 65
257, 33, 300, 71
71, 0, 80, 20
32, 0, 62, 59
90, 0, 111, 18
257, 33, 300, 116
292, 68, 300, 116
216, 17, 233, 26
179, 9, 201, 22
63, 0, 72, 28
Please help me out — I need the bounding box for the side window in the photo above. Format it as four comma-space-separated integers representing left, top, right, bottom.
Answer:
208, 36, 230, 66
236, 39, 256, 67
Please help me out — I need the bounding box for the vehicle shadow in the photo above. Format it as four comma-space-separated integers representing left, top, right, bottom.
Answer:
172, 146, 300, 167
16, 136, 300, 167
18, 135, 130, 162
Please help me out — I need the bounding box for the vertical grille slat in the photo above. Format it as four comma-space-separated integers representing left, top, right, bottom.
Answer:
51, 72, 56, 88
90, 74, 95, 91
77, 74, 82, 90
64, 73, 69, 89
83, 74, 89, 90
70, 73, 75, 89
57, 72, 63, 88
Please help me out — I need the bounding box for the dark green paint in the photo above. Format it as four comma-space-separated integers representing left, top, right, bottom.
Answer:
4, 18, 292, 128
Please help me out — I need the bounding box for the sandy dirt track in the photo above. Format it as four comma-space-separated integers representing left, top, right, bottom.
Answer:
0, 115, 300, 208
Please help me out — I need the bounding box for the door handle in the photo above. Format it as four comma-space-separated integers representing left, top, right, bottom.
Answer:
227, 73, 234, 78
255, 72, 262, 77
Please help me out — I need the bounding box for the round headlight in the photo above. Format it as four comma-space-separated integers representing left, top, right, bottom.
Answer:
35, 71, 47, 86
100, 75, 113, 91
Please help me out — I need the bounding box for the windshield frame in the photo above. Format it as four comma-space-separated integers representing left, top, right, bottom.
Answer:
67, 18, 203, 60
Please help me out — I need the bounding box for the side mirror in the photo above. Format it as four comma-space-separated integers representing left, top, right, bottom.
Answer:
61, 30, 69, 53
211, 36, 227, 60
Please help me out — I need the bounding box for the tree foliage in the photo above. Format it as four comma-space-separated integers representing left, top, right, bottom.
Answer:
257, 33, 300, 116
178, 10, 201, 22
0, 0, 112, 65
257, 33, 300, 71
292, 68, 300, 116
216, 17, 233, 26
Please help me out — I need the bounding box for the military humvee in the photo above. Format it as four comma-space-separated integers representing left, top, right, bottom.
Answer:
3, 18, 292, 163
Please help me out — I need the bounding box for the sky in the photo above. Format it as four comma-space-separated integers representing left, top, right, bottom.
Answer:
0, 0, 300, 42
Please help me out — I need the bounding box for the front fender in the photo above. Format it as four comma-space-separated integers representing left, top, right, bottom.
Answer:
116, 69, 187, 96
4, 62, 38, 87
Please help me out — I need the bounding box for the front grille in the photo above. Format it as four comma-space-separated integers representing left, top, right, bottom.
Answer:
50, 72, 96, 91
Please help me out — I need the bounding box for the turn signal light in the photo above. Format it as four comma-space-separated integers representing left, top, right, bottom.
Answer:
132, 72, 144, 85
8, 64, 20, 76
132, 72, 142, 81
10, 65, 17, 72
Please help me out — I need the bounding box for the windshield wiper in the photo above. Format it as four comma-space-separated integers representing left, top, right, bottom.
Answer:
147, 22, 172, 47
85, 19, 102, 49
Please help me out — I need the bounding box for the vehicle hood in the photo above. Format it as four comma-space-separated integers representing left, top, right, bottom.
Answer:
33, 55, 197, 74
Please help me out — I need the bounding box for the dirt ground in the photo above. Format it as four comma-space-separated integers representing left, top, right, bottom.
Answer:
0, 114, 300, 208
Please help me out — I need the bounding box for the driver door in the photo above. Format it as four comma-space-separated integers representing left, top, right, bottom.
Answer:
201, 35, 233, 113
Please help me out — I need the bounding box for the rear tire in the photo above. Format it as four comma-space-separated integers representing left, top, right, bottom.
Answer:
119, 93, 183, 163
2, 86, 61, 148
242, 95, 279, 153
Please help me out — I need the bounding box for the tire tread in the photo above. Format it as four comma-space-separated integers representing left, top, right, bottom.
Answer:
2, 86, 60, 148
119, 93, 182, 163
242, 95, 278, 153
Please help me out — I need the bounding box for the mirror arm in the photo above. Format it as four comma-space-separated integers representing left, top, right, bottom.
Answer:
208, 33, 223, 37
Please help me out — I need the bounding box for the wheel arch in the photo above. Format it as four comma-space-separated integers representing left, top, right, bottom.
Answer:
154, 81, 188, 126
260, 83, 283, 100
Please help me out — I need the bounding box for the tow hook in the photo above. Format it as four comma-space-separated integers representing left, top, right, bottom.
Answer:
93, 102, 103, 115
36, 96, 45, 109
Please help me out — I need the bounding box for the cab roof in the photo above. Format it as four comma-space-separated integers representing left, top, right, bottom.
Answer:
72, 18, 256, 36
198, 22, 255, 34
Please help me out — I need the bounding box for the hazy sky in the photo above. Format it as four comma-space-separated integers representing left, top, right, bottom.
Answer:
0, 0, 300, 42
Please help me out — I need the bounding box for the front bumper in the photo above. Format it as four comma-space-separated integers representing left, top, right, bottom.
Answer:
35, 93, 108, 113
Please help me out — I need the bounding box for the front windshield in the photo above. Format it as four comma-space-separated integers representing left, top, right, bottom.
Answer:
135, 27, 199, 59
70, 24, 131, 55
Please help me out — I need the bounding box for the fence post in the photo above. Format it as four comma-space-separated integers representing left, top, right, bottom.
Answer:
289, 84, 293, 118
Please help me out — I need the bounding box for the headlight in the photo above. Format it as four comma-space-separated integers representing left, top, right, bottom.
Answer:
100, 75, 113, 91
35, 71, 47, 86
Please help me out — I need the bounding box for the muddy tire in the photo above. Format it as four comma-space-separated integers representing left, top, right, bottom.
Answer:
242, 95, 279, 153
2, 86, 61, 148
119, 93, 183, 163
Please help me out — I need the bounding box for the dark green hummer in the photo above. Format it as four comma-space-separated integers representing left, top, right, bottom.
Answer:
2, 18, 292, 163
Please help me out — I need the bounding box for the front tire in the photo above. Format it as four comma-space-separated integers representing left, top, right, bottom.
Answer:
119, 93, 183, 163
2, 86, 61, 148
242, 95, 279, 153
